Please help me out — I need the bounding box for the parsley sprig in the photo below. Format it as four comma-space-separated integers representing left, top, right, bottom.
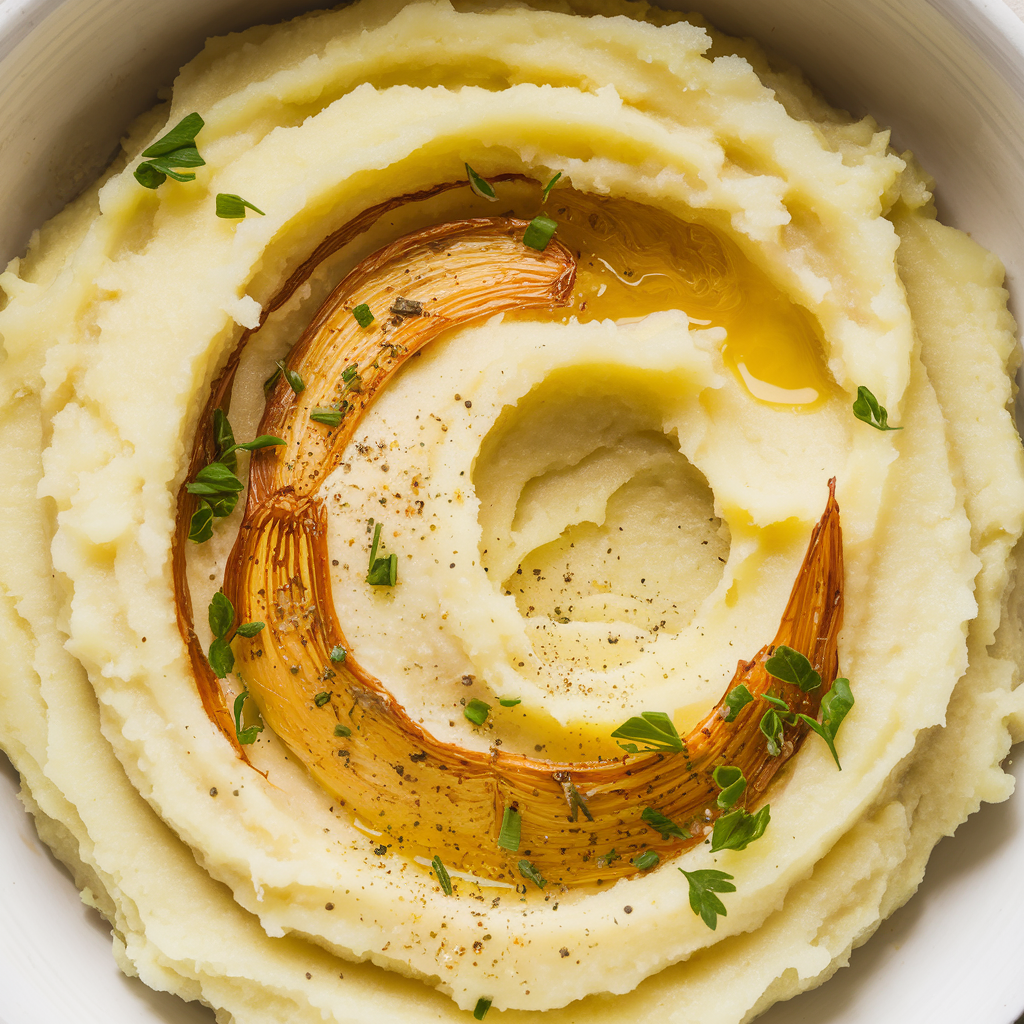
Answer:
853, 385, 901, 431
464, 698, 491, 726
712, 765, 747, 810
711, 804, 770, 852
518, 859, 547, 889
207, 591, 265, 679
134, 112, 205, 189
759, 679, 854, 769
187, 410, 284, 542
765, 645, 821, 692
466, 163, 498, 202
722, 683, 753, 722
366, 521, 398, 586
611, 711, 684, 754
497, 806, 521, 852
216, 193, 265, 219
679, 868, 735, 930
233, 689, 264, 745
641, 806, 690, 841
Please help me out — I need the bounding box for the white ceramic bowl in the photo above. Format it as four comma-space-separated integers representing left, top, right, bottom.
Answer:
1, 2, 1023, 1023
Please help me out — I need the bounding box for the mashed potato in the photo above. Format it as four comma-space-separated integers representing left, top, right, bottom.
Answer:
1, 1, 1022, 1021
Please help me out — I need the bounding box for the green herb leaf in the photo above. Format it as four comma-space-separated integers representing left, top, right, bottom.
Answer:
234, 621, 265, 639
233, 689, 263, 745
596, 849, 619, 867
341, 363, 362, 392
760, 709, 784, 756
523, 214, 558, 251
221, 434, 286, 459
314, 691, 332, 707
212, 408, 236, 469
275, 359, 305, 394
464, 698, 491, 726
641, 806, 690, 841
310, 407, 343, 427
796, 676, 853, 769
329, 645, 347, 663
497, 806, 521, 852
208, 591, 234, 639
765, 645, 821, 692
560, 779, 594, 822
263, 367, 281, 398
542, 171, 563, 202
352, 303, 374, 328
633, 850, 660, 871
188, 501, 214, 543
760, 692, 796, 724
473, 997, 492, 1021
853, 385, 901, 431
334, 724, 351, 737
722, 683, 753, 722
498, 697, 521, 707
215, 193, 265, 219
141, 112, 205, 157
611, 711, 684, 753
711, 804, 770, 852
712, 765, 747, 810
135, 114, 206, 189
208, 637, 234, 679
432, 854, 453, 896
366, 522, 398, 586
518, 859, 547, 889
187, 461, 245, 499
679, 868, 735, 930
465, 163, 498, 201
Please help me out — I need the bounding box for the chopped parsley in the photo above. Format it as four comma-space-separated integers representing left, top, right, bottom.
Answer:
473, 998, 492, 1021
798, 677, 854, 769
712, 765, 747, 810
275, 359, 305, 394
611, 711, 684, 754
679, 868, 735, 930
366, 521, 398, 586
464, 698, 491, 726
760, 708, 784, 756
498, 697, 521, 707
541, 171, 562, 202
215, 193, 265, 219
329, 645, 348, 663
314, 691, 331, 707
722, 683, 753, 722
633, 850, 660, 871
557, 778, 593, 823
186, 410, 284, 542
523, 214, 558, 251
853, 385, 901, 431
352, 303, 374, 328
765, 645, 821, 692
134, 112, 205, 189
518, 859, 547, 889
596, 849, 619, 868
641, 806, 690, 841
497, 806, 521, 852
233, 689, 264, 745
711, 804, 771, 852
310, 407, 343, 427
465, 163, 498, 201
431, 855, 453, 896
334, 724, 351, 737
206, 591, 265, 679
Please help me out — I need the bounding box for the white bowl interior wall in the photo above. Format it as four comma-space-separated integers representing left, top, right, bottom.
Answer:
0, 2, 1023, 1023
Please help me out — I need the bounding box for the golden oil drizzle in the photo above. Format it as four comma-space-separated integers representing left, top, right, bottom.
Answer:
520, 190, 833, 409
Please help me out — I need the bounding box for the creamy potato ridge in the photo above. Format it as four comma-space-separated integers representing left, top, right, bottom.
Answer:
1, 0, 1023, 1021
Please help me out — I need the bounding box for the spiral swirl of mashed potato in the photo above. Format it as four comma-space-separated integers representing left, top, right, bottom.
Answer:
1, 1, 1023, 1021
